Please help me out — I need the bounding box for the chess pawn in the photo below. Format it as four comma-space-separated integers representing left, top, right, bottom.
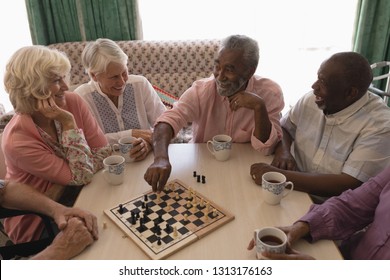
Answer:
200, 198, 204, 207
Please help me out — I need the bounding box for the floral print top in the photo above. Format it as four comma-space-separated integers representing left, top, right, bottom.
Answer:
37, 120, 111, 185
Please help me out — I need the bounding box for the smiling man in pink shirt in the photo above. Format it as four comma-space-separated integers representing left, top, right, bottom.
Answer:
144, 35, 284, 192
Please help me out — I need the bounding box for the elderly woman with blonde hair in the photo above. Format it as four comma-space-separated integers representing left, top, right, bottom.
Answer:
75, 38, 166, 161
2, 45, 111, 244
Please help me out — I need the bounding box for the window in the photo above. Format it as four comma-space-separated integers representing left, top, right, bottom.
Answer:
0, 0, 358, 113
0, 1, 32, 112
139, 0, 358, 112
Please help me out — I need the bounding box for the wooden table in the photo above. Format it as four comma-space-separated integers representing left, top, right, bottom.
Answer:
74, 143, 343, 260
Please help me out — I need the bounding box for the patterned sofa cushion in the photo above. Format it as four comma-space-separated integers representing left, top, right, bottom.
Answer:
152, 85, 178, 109
48, 39, 220, 98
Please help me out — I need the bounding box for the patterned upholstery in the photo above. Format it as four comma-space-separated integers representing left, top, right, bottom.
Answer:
48, 39, 220, 97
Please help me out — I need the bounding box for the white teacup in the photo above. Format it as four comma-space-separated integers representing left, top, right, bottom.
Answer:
207, 134, 232, 161
112, 136, 136, 163
261, 172, 294, 205
103, 155, 125, 185
254, 227, 287, 259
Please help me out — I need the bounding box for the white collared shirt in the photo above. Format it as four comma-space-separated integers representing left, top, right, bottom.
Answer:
283, 91, 390, 182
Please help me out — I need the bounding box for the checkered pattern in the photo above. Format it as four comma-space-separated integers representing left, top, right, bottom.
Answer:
106, 180, 227, 256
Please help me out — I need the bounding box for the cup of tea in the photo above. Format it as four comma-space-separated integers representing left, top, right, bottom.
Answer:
207, 134, 232, 161
261, 171, 294, 205
254, 227, 287, 259
103, 155, 125, 185
112, 136, 136, 163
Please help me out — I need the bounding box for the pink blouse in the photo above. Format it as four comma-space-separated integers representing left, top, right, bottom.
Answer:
2, 92, 111, 243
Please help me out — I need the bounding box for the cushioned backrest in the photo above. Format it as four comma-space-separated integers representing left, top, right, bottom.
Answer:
48, 39, 220, 97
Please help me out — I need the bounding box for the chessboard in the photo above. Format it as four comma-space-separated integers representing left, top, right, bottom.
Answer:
104, 179, 234, 259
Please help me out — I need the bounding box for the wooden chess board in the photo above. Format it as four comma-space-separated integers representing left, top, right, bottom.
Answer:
104, 179, 234, 259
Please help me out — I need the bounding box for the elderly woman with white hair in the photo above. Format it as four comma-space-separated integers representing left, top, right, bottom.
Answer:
75, 38, 166, 161
2, 45, 111, 244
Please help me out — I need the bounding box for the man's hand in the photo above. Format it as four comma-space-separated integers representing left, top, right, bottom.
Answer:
144, 157, 172, 192
247, 237, 314, 259
271, 150, 298, 171
262, 246, 315, 260
229, 91, 264, 111
250, 162, 279, 185
247, 223, 314, 260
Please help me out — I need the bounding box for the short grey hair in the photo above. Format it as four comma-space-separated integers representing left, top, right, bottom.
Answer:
4, 46, 71, 114
81, 38, 128, 77
220, 35, 259, 70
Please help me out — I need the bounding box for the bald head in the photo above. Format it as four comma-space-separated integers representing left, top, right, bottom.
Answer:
327, 52, 373, 96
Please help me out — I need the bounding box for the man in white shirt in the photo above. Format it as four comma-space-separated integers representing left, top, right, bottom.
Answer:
250, 52, 390, 199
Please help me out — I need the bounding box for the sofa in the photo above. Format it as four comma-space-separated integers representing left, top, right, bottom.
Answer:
48, 39, 221, 106
47, 39, 221, 142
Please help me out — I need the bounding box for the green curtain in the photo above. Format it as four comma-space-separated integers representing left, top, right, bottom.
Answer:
25, 0, 82, 45
25, 0, 140, 45
79, 0, 139, 41
353, 0, 390, 91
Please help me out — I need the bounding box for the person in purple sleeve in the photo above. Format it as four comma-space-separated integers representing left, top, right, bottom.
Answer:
248, 167, 390, 260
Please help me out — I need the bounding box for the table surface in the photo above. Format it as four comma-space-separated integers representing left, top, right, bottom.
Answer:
74, 143, 343, 260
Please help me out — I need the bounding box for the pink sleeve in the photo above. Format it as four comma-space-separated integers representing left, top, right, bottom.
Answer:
67, 93, 112, 172
251, 84, 284, 155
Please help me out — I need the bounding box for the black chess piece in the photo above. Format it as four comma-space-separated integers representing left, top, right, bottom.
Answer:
139, 219, 145, 232
156, 225, 161, 236
119, 204, 123, 214
157, 237, 162, 246
145, 204, 150, 214
165, 223, 171, 233
130, 210, 137, 224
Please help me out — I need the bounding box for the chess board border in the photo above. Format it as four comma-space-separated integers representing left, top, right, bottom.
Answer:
104, 179, 235, 259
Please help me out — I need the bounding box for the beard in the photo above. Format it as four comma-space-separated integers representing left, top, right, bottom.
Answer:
216, 77, 247, 97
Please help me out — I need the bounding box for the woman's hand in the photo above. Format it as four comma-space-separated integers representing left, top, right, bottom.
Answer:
130, 138, 152, 161
37, 97, 76, 130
